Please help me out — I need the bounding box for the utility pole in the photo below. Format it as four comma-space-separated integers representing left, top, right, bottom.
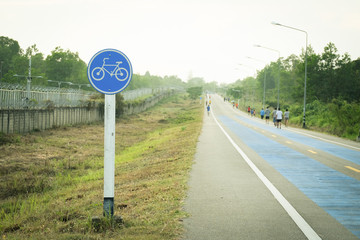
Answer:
26, 57, 32, 99
0, 60, 3, 82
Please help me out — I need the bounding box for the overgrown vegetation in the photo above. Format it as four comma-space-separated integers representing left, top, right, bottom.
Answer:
224, 42, 360, 140
0, 93, 203, 239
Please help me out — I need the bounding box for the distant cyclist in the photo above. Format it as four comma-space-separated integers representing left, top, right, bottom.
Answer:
207, 104, 210, 116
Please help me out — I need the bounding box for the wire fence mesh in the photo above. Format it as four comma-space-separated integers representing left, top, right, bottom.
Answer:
0, 82, 172, 110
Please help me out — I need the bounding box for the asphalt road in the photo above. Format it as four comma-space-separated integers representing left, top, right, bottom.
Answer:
183, 94, 360, 240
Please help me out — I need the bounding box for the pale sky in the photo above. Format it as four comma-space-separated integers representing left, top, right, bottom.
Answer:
1, 0, 360, 84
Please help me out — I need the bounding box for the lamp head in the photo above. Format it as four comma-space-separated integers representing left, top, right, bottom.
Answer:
271, 21, 281, 26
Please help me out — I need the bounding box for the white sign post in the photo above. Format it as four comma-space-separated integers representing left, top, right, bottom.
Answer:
103, 94, 116, 215
87, 49, 132, 217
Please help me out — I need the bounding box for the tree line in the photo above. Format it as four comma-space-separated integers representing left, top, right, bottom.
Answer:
225, 42, 360, 139
0, 36, 185, 91
227, 42, 359, 105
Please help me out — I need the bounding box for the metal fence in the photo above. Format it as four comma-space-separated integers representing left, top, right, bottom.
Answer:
0, 82, 95, 109
121, 87, 172, 101
0, 82, 174, 110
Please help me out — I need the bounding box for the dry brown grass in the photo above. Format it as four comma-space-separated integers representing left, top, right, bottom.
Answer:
0, 94, 203, 240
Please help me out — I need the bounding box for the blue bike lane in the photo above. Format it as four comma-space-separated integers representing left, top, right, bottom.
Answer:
217, 115, 360, 238
234, 114, 360, 165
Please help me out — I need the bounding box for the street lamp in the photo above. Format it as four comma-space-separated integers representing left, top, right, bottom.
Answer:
254, 44, 281, 109
247, 56, 267, 108
271, 21, 308, 128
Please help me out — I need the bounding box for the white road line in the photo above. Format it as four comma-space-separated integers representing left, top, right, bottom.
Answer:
211, 109, 322, 240
286, 128, 360, 151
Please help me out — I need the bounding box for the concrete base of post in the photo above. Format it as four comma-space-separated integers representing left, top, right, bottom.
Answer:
104, 197, 114, 217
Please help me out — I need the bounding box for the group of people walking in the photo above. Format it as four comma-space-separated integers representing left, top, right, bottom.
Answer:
215, 96, 291, 128
268, 107, 289, 128
252, 106, 290, 129
247, 106, 257, 117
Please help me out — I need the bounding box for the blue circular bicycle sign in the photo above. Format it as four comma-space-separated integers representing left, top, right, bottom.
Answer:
87, 49, 132, 94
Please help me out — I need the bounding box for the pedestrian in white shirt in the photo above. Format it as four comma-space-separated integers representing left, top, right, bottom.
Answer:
276, 108, 283, 129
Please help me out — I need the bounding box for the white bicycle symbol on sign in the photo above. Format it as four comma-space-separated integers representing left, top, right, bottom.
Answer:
91, 58, 129, 81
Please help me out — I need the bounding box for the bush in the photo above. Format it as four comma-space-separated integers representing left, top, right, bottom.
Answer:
282, 99, 359, 140
328, 98, 360, 139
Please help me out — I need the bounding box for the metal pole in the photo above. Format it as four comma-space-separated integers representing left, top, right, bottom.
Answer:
104, 94, 116, 217
271, 22, 308, 127
263, 68, 267, 108
0, 61, 3, 106
253, 46, 280, 109
277, 59, 280, 109
303, 32, 308, 128
247, 57, 267, 109
0, 61, 3, 81
27, 57, 32, 99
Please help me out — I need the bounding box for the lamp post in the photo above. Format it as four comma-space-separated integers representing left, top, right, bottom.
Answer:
247, 56, 267, 109
254, 44, 281, 109
271, 21, 308, 128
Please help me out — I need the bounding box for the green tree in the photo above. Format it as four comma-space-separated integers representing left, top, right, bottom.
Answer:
0, 37, 21, 72
0, 36, 22, 82
319, 42, 339, 101
45, 47, 87, 85
187, 86, 203, 100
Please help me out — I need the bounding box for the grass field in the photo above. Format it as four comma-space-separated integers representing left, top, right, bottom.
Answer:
0, 93, 204, 240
